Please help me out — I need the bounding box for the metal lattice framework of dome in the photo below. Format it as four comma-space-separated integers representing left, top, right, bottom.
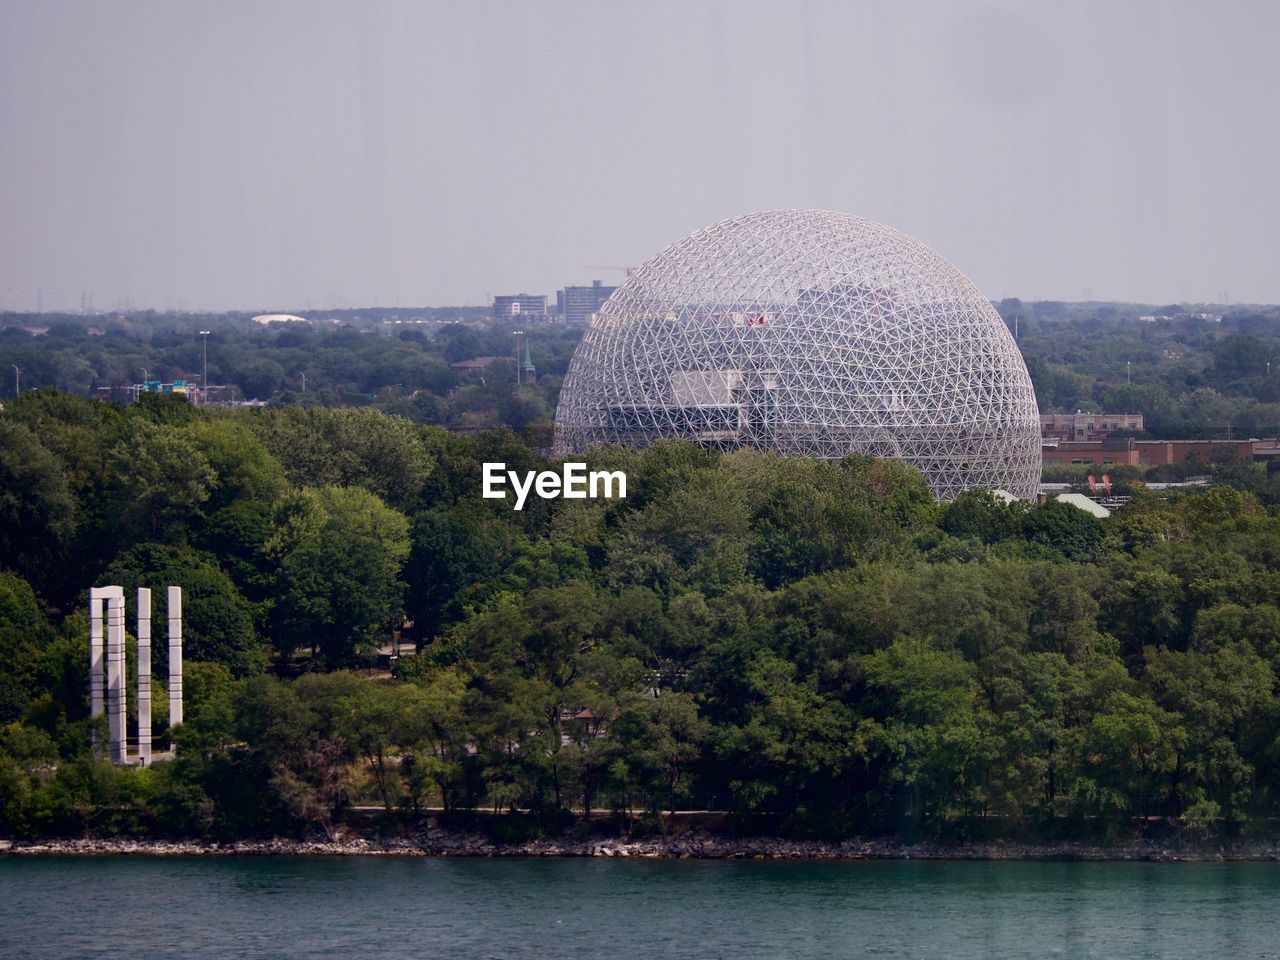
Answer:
553, 209, 1041, 500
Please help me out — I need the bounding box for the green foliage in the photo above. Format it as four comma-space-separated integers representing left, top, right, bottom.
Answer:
105, 544, 266, 676
942, 490, 1030, 544
269, 486, 411, 667
107, 419, 215, 542
7, 384, 1280, 842
184, 417, 287, 511
1009, 302, 1280, 438
1022, 500, 1106, 560
245, 407, 431, 510
0, 419, 77, 587
0, 571, 56, 723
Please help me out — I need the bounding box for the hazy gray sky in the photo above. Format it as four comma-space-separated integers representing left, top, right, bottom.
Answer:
2, 0, 1277, 312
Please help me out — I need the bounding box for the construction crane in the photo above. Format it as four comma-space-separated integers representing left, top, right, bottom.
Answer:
582, 265, 639, 278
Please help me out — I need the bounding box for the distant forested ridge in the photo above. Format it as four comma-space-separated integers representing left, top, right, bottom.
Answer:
4, 389, 1280, 842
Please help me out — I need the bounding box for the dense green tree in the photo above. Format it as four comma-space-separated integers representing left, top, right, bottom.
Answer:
1144, 641, 1274, 820
104, 544, 266, 677
106, 419, 215, 542
245, 407, 431, 510
0, 722, 61, 834
0, 420, 77, 586
198, 500, 278, 606
394, 668, 470, 812
8, 383, 1280, 841
0, 571, 56, 723
612, 692, 710, 815
862, 639, 979, 823
403, 507, 510, 640
235, 358, 286, 399
184, 418, 287, 511
941, 490, 1030, 544
1022, 499, 1106, 560
1073, 690, 1176, 822
269, 486, 411, 667
1213, 335, 1270, 381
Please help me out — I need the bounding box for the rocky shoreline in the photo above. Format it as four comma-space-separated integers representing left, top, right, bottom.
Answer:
5, 830, 1280, 861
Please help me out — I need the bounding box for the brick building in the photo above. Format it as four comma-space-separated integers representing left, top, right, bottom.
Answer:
1040, 412, 1144, 442
1042, 437, 1280, 467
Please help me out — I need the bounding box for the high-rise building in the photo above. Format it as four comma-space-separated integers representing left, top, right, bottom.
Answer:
493, 294, 548, 320
558, 280, 617, 325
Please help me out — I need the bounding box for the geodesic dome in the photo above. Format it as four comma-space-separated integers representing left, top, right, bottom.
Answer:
553, 210, 1041, 500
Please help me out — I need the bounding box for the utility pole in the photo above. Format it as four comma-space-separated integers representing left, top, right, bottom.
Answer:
199, 330, 211, 402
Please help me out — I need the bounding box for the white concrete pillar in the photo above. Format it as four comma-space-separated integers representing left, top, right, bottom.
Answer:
105, 589, 127, 765
88, 588, 107, 756
167, 586, 183, 743
137, 588, 151, 766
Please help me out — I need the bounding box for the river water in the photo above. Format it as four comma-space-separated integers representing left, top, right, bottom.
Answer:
2, 856, 1279, 959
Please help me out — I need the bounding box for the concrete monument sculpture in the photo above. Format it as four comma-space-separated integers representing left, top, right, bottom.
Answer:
88, 584, 182, 765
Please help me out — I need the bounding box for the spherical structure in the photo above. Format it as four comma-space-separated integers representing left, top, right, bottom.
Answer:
554, 210, 1041, 500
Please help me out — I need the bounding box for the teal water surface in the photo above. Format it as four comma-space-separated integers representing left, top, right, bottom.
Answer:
2, 856, 1279, 959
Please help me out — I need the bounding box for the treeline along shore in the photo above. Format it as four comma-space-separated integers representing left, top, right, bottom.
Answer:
6, 389, 1280, 846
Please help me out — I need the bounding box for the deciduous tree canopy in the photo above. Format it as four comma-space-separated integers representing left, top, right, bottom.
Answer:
3, 390, 1280, 843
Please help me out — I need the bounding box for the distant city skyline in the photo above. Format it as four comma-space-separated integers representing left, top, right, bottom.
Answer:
2, 0, 1278, 312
